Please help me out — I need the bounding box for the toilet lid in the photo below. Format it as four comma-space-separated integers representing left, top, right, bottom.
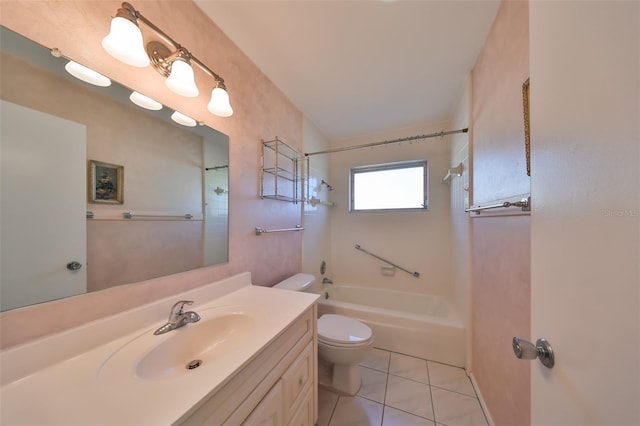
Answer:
317, 314, 372, 345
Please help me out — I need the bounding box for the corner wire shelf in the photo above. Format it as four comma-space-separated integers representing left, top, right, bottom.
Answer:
260, 137, 308, 204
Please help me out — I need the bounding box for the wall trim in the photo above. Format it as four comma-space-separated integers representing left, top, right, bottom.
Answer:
469, 371, 495, 426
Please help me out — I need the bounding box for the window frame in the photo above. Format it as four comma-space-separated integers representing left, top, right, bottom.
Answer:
349, 160, 429, 212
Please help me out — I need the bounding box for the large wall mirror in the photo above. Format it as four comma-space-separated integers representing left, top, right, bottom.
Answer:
0, 27, 230, 312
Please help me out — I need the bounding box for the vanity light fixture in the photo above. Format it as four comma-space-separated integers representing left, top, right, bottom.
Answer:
147, 42, 199, 98
129, 91, 163, 110
64, 61, 111, 87
167, 59, 198, 97
102, 2, 233, 117
208, 82, 234, 117
171, 111, 197, 127
101, 3, 149, 67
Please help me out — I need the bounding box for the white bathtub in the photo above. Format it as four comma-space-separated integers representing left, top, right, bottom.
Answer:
316, 284, 466, 367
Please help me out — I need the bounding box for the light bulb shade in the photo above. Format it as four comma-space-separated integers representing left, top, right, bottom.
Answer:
207, 87, 234, 117
64, 61, 111, 87
129, 91, 163, 110
165, 58, 199, 97
171, 111, 197, 127
102, 16, 150, 67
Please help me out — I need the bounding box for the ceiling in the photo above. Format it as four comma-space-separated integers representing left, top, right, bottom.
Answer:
195, 1, 499, 141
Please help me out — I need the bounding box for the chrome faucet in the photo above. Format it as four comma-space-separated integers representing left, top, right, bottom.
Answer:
154, 300, 201, 335
322, 277, 333, 284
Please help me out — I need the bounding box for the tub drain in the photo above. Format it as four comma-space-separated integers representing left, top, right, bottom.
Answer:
187, 359, 202, 370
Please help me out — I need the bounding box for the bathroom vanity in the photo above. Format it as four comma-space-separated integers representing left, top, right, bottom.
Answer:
181, 304, 316, 425
0, 273, 319, 425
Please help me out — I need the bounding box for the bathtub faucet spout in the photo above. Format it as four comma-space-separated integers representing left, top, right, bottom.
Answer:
322, 277, 333, 284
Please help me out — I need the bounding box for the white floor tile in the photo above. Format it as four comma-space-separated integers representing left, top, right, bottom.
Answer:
382, 406, 436, 426
318, 387, 339, 426
389, 353, 429, 384
360, 348, 391, 373
320, 353, 486, 426
427, 362, 476, 397
384, 375, 434, 421
431, 387, 488, 426
330, 396, 383, 426
357, 366, 388, 403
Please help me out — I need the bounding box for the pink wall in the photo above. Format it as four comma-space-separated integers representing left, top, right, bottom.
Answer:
470, 1, 531, 425
0, 1, 303, 349
471, 216, 530, 425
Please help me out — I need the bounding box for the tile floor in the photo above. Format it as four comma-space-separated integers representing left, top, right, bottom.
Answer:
317, 348, 488, 426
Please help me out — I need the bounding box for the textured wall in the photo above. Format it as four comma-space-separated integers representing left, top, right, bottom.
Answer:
469, 1, 531, 425
0, 0, 303, 348
472, 0, 530, 205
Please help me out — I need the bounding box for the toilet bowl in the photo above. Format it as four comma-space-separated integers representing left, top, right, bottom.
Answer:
273, 273, 374, 395
317, 314, 373, 395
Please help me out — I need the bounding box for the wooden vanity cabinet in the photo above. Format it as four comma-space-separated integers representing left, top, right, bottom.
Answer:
177, 305, 317, 426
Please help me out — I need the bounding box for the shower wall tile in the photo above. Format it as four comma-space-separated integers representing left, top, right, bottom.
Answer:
327, 121, 454, 297
302, 117, 331, 281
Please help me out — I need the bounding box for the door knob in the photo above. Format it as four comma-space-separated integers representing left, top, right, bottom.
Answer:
512, 337, 555, 368
66, 261, 82, 271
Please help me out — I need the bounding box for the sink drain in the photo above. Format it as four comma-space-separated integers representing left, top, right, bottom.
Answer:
187, 359, 202, 370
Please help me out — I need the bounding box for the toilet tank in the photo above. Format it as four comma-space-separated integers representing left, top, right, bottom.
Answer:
273, 273, 315, 292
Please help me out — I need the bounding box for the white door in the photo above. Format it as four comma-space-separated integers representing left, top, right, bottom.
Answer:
530, 2, 639, 425
1, 100, 87, 311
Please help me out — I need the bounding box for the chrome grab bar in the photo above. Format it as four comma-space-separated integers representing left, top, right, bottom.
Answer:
255, 225, 304, 235
354, 244, 420, 278
123, 212, 193, 219
465, 197, 530, 215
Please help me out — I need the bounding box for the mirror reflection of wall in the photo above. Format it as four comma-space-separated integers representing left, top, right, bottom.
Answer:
0, 26, 230, 312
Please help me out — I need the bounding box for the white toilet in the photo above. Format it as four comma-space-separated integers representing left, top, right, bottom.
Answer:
273, 273, 374, 395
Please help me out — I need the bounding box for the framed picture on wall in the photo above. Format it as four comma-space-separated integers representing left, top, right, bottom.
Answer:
88, 160, 123, 204
522, 78, 531, 176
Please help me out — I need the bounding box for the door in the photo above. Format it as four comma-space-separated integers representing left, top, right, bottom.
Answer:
529, 2, 639, 425
1, 100, 87, 311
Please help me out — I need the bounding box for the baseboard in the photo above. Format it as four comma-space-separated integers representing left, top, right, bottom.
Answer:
468, 371, 495, 426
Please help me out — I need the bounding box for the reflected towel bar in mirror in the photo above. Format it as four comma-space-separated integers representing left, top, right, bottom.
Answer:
123, 212, 193, 220
255, 225, 304, 235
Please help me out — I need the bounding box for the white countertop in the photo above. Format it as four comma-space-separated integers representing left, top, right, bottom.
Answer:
0, 273, 319, 425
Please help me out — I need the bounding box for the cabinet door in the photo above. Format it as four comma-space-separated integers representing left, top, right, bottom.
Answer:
282, 342, 313, 421
242, 380, 283, 426
287, 386, 313, 426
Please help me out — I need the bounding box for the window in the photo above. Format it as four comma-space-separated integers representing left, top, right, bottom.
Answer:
350, 160, 428, 212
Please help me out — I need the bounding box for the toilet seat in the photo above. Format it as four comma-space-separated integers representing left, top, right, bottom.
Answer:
317, 314, 373, 346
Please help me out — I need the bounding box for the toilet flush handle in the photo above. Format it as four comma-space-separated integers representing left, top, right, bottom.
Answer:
512, 337, 555, 368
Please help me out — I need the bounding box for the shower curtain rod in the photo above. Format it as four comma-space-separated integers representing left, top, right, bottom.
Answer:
304, 128, 468, 157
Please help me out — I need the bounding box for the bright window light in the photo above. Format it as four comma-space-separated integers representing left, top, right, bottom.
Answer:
350, 161, 428, 211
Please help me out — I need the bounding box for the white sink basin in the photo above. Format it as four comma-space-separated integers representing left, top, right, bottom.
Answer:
98, 305, 262, 382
